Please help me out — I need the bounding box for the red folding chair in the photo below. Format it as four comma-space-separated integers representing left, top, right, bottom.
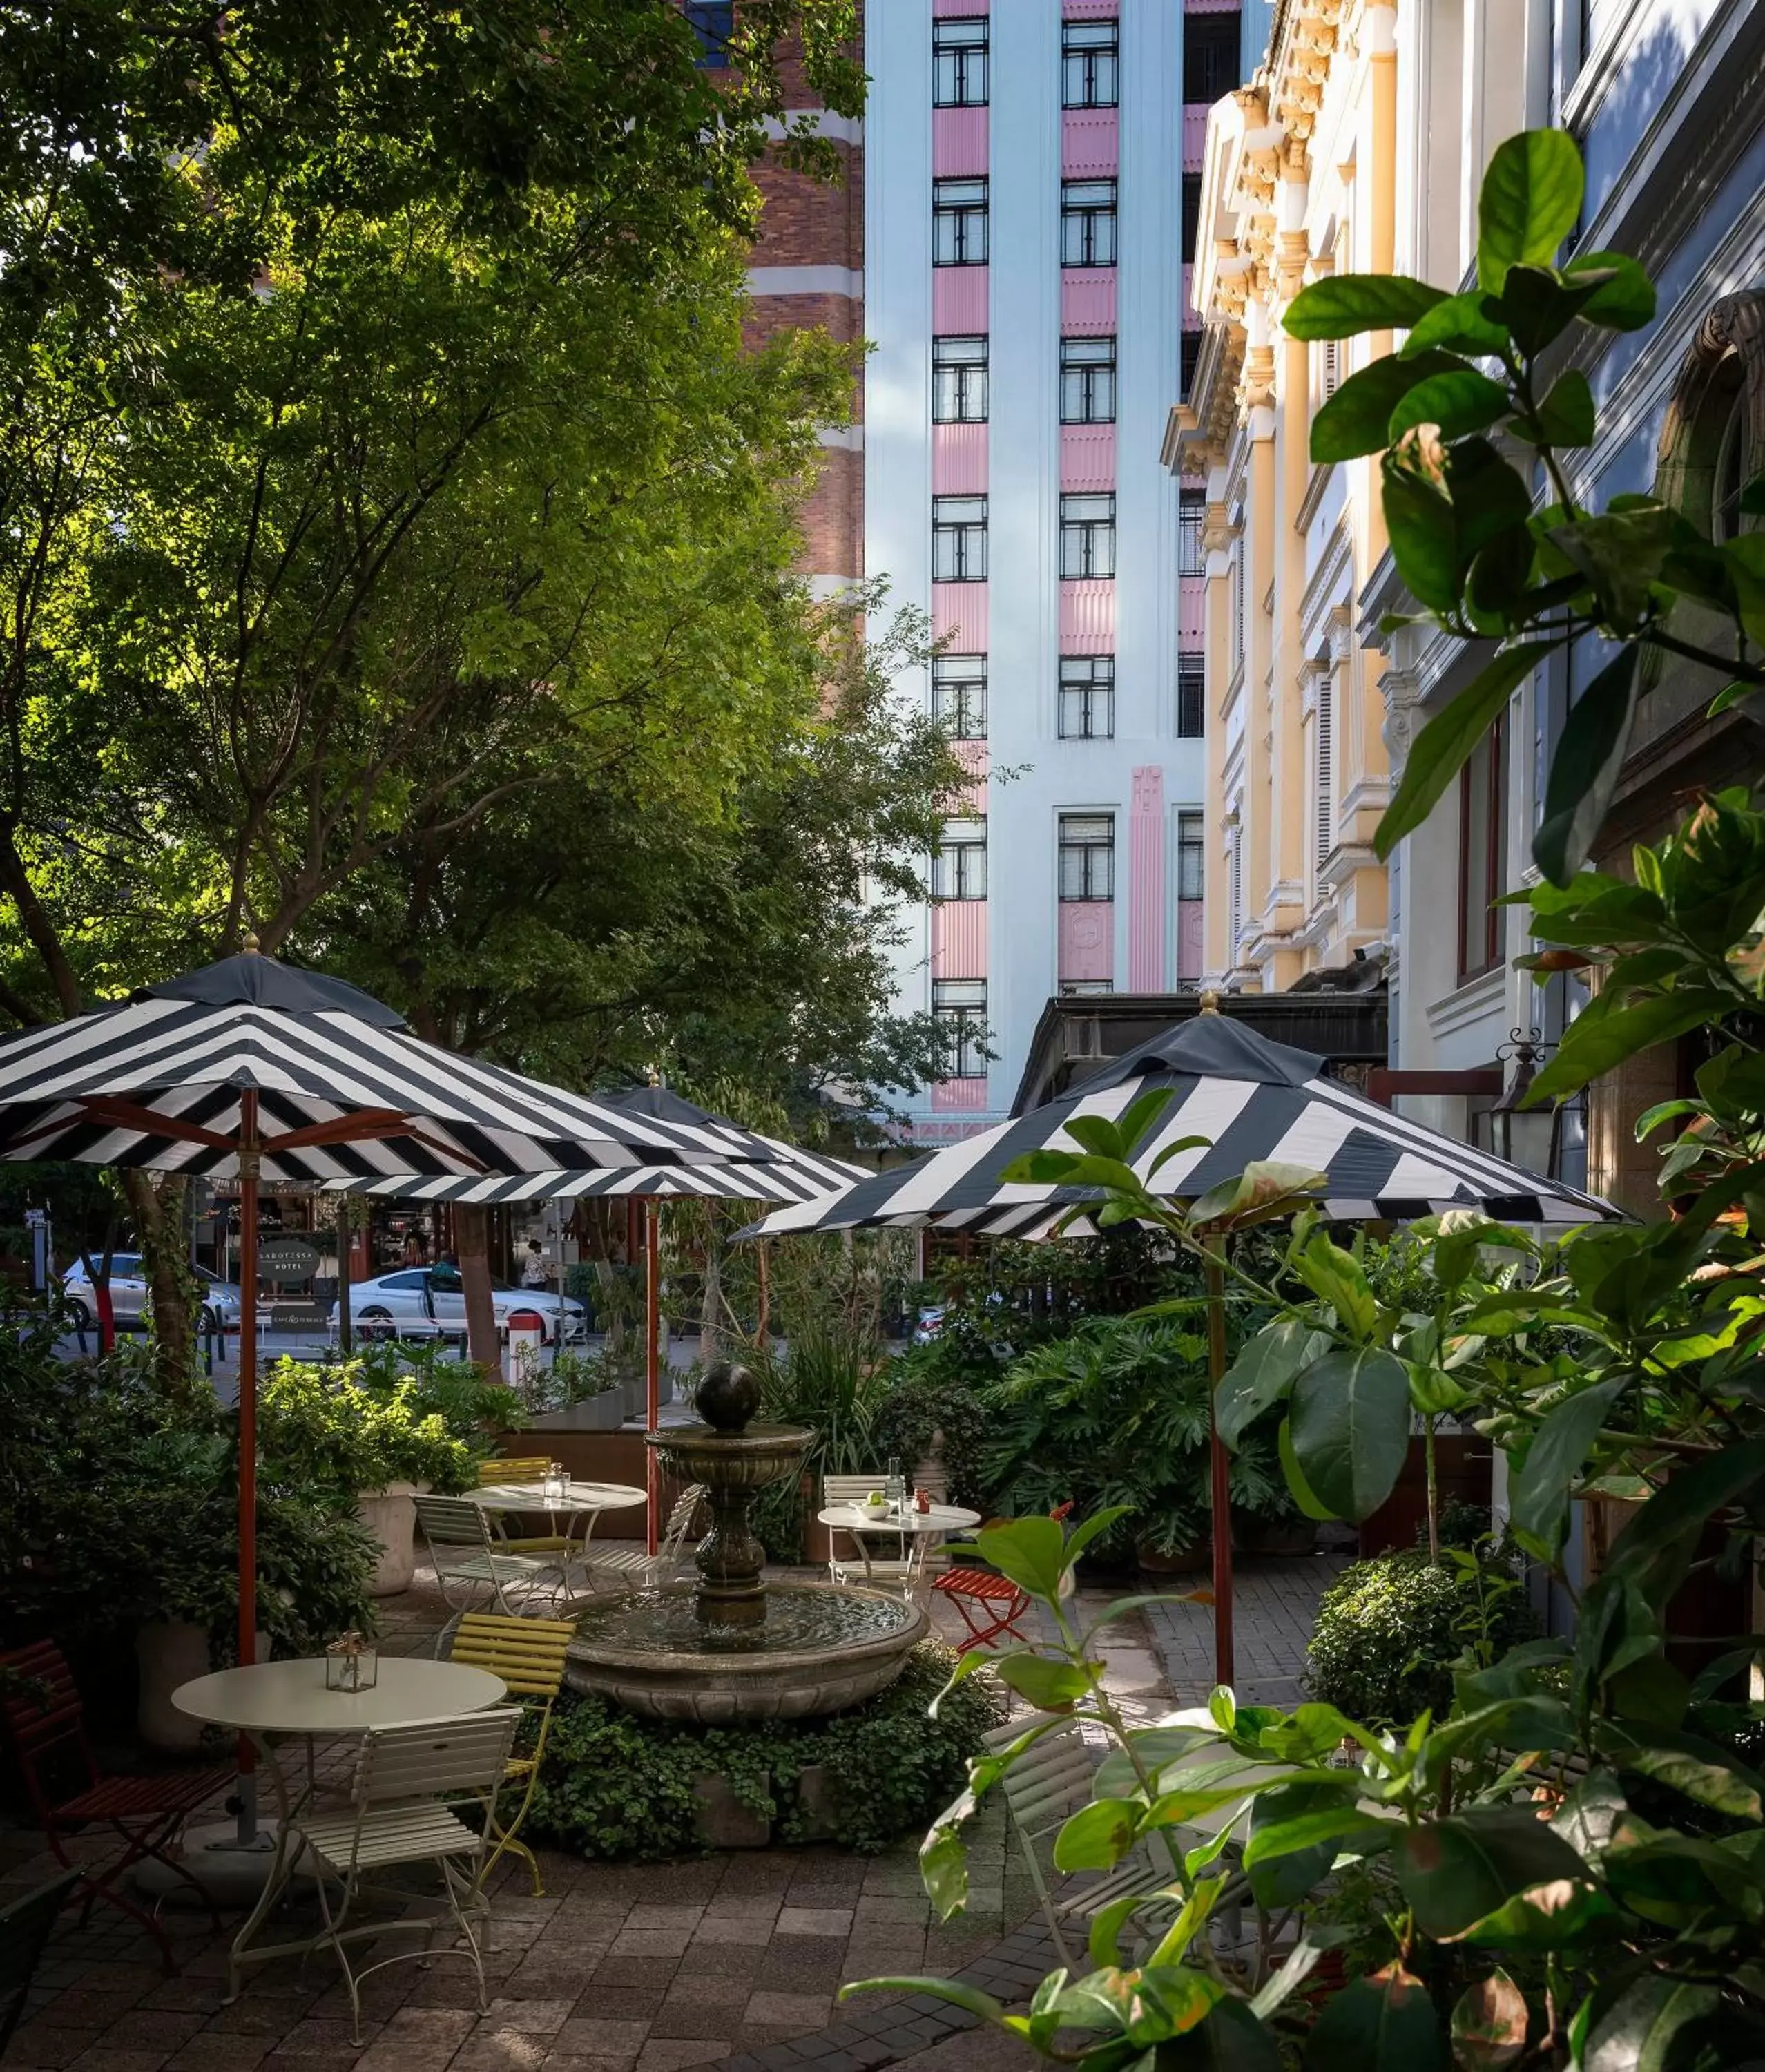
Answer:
0, 1642, 230, 1972
933, 1501, 1073, 1651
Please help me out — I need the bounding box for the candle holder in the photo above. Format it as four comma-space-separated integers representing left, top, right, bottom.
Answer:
325, 1631, 378, 1693
544, 1463, 570, 1502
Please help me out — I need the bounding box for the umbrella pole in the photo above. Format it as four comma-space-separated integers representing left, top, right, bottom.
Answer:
645, 1199, 660, 1557
237, 1089, 261, 1845
1204, 1243, 1235, 1693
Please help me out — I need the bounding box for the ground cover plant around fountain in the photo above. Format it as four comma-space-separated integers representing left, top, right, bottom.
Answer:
528, 1640, 1001, 1860
840, 132, 1765, 2067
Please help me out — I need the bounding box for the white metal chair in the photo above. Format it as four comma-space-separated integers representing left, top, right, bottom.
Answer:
563, 1482, 706, 1597
985, 1715, 1188, 1968
291, 1709, 522, 2042
822, 1473, 928, 1598
414, 1495, 561, 1614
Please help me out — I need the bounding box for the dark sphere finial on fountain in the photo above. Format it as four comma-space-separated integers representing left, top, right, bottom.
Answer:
695, 1359, 760, 1434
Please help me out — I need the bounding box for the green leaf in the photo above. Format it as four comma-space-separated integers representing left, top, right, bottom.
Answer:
1527, 991, 1730, 1105
1583, 1975, 1718, 2072
1445, 1878, 1623, 1949
1292, 1236, 1378, 1339
970, 1515, 1068, 1602
996, 1653, 1101, 1711
1376, 643, 1552, 858
1289, 1348, 1412, 1522
918, 1817, 970, 1919
1382, 459, 1463, 614
1285, 274, 1448, 340
1509, 1376, 1628, 1552
1566, 249, 1657, 331
1062, 1113, 1131, 1161
1279, 1415, 1339, 1521
1477, 129, 1585, 291
1302, 1964, 1445, 2071
1217, 1318, 1329, 1447
1516, 367, 1596, 447
1389, 366, 1512, 443
1450, 1969, 1529, 2069
1402, 290, 1512, 359
1052, 1796, 1138, 1872
1159, 1996, 1285, 2071
1061, 1504, 1137, 1571
1549, 504, 1678, 632
1396, 1810, 1592, 1938
1498, 262, 1604, 356
1311, 350, 1467, 463
838, 1975, 1007, 2024
1597, 1721, 1765, 1819
1086, 1892, 1145, 1970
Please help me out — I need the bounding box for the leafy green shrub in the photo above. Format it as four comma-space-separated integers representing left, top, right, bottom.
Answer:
1306, 1545, 1536, 1726
742, 1323, 894, 1559
259, 1357, 479, 1495
528, 1641, 1001, 1859
345, 1336, 524, 1439
873, 1346, 992, 1510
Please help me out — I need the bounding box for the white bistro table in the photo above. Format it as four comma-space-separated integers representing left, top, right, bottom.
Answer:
467, 1479, 648, 1575
816, 1501, 983, 1593
173, 1656, 506, 1996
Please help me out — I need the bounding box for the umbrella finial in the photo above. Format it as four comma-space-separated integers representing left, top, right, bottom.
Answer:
242, 932, 260, 955
1199, 988, 1222, 1015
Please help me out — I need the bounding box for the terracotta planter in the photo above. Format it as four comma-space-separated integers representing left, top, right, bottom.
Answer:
136, 1621, 269, 1753
1136, 1537, 1209, 1577
355, 1480, 427, 1597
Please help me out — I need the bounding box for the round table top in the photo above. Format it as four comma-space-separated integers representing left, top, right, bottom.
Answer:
171, 1656, 507, 1735
468, 1479, 648, 1513
818, 1502, 982, 1534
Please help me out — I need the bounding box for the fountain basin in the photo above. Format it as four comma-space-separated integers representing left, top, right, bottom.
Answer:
566, 1582, 927, 1725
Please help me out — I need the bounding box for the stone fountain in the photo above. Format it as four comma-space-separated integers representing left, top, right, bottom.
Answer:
565, 1362, 926, 1724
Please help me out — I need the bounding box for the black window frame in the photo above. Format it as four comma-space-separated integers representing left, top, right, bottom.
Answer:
1177, 810, 1205, 903
1176, 653, 1206, 738
933, 15, 990, 106
1061, 178, 1118, 269
1177, 492, 1206, 577
933, 494, 989, 582
1059, 334, 1117, 424
1183, 12, 1241, 102
934, 178, 990, 267
1058, 655, 1115, 740
932, 654, 987, 740
933, 978, 989, 1080
684, 1, 734, 67
1059, 492, 1116, 579
1456, 709, 1507, 983
1058, 813, 1116, 902
1061, 18, 1119, 108
933, 335, 990, 423
932, 815, 988, 901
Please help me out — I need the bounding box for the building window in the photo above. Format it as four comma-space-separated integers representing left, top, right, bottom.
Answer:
1177, 811, 1204, 902
1315, 666, 1333, 876
1059, 657, 1115, 739
684, 1, 733, 66
934, 179, 990, 266
934, 979, 988, 1080
1178, 492, 1205, 576
1228, 817, 1243, 956
1059, 493, 1115, 579
1231, 543, 1244, 669
1061, 19, 1118, 108
933, 16, 988, 106
1180, 329, 1202, 399
1059, 336, 1116, 424
932, 816, 987, 900
1059, 813, 1115, 901
1181, 172, 1204, 253
1176, 654, 1205, 738
932, 654, 987, 739
1061, 180, 1117, 269
1320, 334, 1341, 403
933, 495, 987, 581
1184, 13, 1240, 101
933, 336, 989, 423
1457, 711, 1507, 982
1060, 979, 1114, 997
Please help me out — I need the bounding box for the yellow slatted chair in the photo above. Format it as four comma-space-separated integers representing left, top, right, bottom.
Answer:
478, 1455, 572, 1555
445, 1613, 575, 1896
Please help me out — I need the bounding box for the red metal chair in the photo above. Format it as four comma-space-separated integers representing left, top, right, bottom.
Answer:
0, 1642, 230, 1972
933, 1501, 1074, 1651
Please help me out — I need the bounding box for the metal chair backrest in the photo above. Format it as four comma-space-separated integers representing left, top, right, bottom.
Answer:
660, 1484, 706, 1562
823, 1474, 889, 1509
481, 1457, 550, 1486
0, 1870, 80, 2052
415, 1495, 496, 1554
354, 1709, 522, 1812
446, 1615, 572, 1701
0, 1643, 97, 1805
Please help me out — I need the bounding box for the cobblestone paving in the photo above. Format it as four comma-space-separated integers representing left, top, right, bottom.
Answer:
1139, 1553, 1349, 1707
1, 1553, 1342, 2071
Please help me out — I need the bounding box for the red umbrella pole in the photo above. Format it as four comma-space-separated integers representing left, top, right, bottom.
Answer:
1205, 1245, 1235, 1691
236, 1087, 261, 1843
645, 1199, 660, 1557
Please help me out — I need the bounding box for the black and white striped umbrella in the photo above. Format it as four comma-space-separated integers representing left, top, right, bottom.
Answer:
0, 956, 779, 1184
746, 1013, 1619, 1240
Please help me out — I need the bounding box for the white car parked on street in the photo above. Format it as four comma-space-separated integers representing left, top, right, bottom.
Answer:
58, 1253, 243, 1335
327, 1266, 586, 1346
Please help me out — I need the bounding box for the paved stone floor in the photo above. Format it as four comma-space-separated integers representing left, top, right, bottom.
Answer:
1, 1551, 1339, 2071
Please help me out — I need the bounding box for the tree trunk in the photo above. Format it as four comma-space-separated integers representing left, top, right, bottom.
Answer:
126, 1173, 202, 1406
454, 1203, 501, 1377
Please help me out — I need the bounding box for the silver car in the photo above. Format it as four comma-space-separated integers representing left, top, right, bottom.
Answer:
58, 1253, 243, 1334
327, 1267, 586, 1346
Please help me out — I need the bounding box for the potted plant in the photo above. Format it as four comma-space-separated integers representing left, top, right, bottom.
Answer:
1134, 1497, 1210, 1575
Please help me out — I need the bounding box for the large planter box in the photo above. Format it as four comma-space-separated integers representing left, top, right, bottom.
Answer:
356, 1480, 427, 1597
136, 1622, 268, 1753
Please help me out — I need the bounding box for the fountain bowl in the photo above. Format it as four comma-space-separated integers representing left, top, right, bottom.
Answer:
565, 1581, 928, 1725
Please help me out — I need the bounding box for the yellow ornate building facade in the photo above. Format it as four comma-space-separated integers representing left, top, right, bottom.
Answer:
1166, 0, 1396, 992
